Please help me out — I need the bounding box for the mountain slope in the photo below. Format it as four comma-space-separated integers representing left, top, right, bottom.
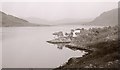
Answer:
0, 11, 44, 27
88, 8, 118, 26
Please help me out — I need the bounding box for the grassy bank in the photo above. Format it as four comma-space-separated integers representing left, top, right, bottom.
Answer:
54, 25, 120, 69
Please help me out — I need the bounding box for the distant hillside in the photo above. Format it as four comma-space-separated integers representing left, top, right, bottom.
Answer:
24, 17, 53, 25
25, 17, 92, 26
53, 18, 92, 25
87, 8, 118, 26
0, 11, 47, 27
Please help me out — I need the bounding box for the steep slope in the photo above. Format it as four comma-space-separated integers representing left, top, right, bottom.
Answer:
0, 11, 41, 27
88, 8, 118, 26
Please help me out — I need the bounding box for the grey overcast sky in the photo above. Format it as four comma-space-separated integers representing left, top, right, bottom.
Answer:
1, 2, 118, 21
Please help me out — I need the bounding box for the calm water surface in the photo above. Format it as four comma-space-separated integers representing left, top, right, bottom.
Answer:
2, 25, 102, 68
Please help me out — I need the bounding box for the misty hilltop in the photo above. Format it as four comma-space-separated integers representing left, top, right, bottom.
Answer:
25, 8, 119, 26
87, 8, 118, 26
0, 11, 49, 27
0, 7, 119, 27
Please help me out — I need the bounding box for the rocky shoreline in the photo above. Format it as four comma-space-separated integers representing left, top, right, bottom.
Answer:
53, 25, 120, 69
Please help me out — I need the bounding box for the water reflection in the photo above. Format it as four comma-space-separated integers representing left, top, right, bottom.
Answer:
53, 43, 78, 51
56, 43, 67, 50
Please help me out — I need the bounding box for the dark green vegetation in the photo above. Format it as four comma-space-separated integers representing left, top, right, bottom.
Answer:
69, 26, 118, 51
54, 25, 120, 69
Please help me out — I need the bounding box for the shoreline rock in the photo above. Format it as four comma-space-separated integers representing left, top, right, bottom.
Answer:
47, 37, 71, 44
